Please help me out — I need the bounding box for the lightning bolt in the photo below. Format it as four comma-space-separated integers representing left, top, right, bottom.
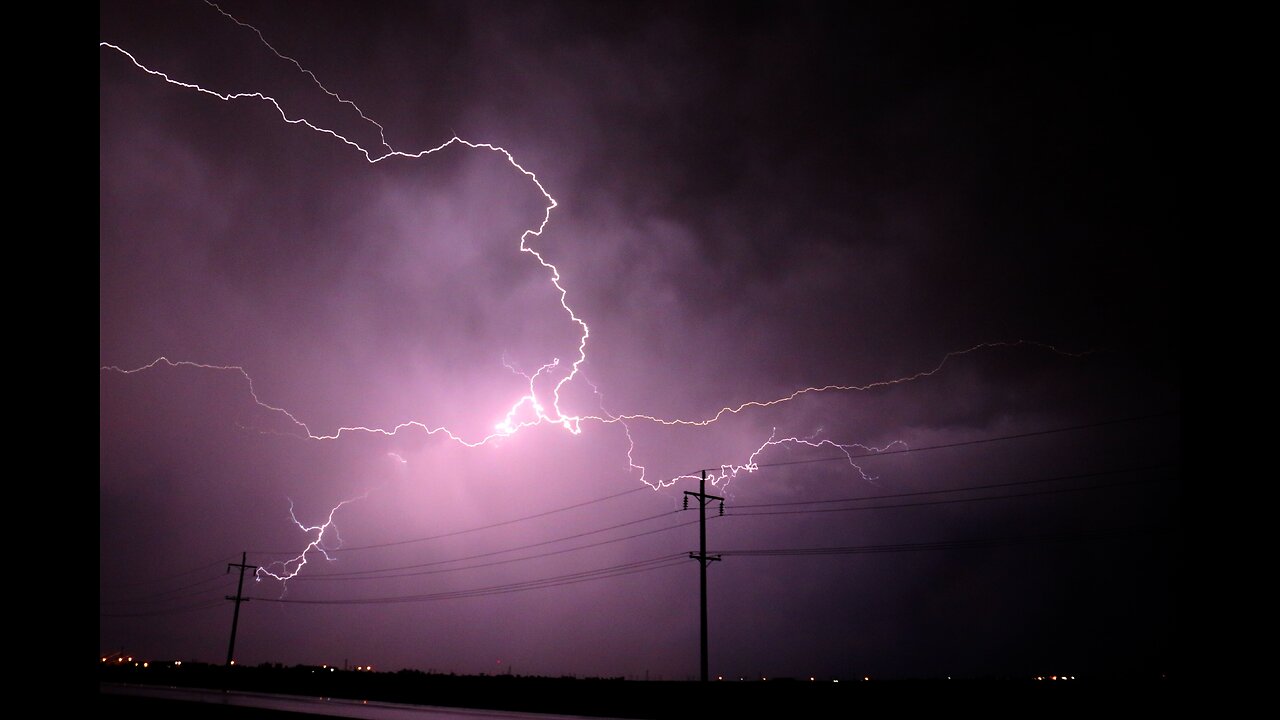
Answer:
100, 3, 1090, 577
662, 430, 909, 491
102, 18, 588, 445
256, 495, 366, 585
199, 0, 395, 157
582, 340, 1086, 429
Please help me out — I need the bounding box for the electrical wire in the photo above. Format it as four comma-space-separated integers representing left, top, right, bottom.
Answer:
251, 554, 689, 605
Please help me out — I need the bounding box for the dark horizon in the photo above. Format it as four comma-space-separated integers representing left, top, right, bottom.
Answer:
103, 662, 1182, 720
101, 653, 1172, 682
101, 0, 1182, 682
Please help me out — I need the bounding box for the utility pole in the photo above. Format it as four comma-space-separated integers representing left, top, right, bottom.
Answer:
226, 552, 258, 668
684, 469, 723, 683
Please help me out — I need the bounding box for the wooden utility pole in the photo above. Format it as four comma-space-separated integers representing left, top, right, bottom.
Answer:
684, 469, 723, 683
226, 552, 257, 667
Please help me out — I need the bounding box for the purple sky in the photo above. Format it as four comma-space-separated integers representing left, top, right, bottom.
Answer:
100, 1, 1181, 680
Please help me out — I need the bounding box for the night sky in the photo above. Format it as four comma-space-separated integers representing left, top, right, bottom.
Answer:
100, 1, 1181, 681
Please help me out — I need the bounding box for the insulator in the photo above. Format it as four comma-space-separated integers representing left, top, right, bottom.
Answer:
683, 496, 688, 510
719, 501, 724, 516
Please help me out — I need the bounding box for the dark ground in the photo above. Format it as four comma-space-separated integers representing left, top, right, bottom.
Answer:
102, 694, 319, 719
99, 663, 1184, 718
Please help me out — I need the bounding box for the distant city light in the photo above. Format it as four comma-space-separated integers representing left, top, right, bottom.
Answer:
143, 662, 149, 668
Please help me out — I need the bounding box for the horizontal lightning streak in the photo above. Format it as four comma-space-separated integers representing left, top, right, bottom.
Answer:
584, 340, 1086, 428
659, 430, 908, 491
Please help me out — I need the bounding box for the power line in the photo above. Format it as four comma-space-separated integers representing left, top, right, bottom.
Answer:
251, 485, 650, 556
221, 450, 1178, 606
692, 410, 1180, 475
247, 412, 1177, 564
251, 553, 688, 605
727, 474, 1172, 517
214, 465, 1171, 592
142, 413, 1178, 586
293, 516, 704, 582
253, 466, 1171, 589
100, 598, 228, 618
246, 524, 1170, 607
275, 509, 694, 580
100, 573, 236, 605
727, 466, 1172, 509
108, 553, 241, 588
260, 464, 1171, 582
145, 491, 677, 586
711, 525, 1169, 557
